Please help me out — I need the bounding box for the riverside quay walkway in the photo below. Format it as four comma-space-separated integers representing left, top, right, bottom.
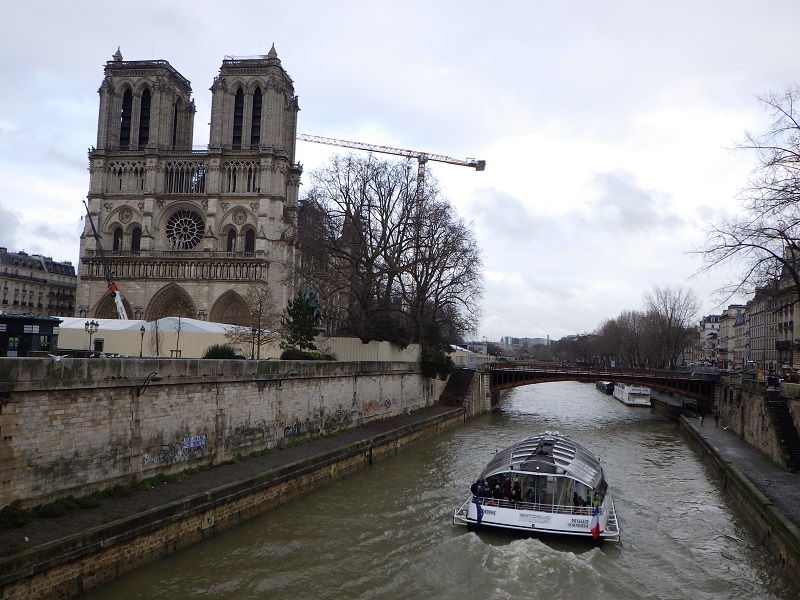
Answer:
680, 413, 800, 589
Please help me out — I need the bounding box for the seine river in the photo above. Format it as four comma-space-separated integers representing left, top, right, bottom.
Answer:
81, 381, 796, 599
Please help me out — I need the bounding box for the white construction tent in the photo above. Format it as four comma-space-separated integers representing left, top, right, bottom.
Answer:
56, 317, 421, 362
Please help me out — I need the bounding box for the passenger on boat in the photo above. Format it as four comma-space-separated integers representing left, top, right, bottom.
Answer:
510, 486, 521, 505
493, 484, 503, 501
503, 478, 512, 499
573, 492, 590, 514
471, 479, 482, 497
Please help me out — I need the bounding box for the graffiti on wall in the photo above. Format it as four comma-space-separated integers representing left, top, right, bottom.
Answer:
142, 434, 207, 466
283, 422, 302, 437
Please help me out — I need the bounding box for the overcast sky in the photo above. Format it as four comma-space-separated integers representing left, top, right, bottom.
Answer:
2, 1, 797, 341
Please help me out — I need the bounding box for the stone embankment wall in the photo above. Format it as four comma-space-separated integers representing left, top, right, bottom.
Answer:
679, 417, 800, 591
0, 408, 467, 600
717, 378, 800, 468
0, 358, 446, 509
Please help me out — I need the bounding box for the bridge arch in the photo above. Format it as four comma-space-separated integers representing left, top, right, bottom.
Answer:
489, 364, 718, 407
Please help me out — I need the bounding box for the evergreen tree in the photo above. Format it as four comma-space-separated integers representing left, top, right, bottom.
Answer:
281, 289, 321, 351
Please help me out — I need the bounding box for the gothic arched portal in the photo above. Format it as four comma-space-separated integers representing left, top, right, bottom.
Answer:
145, 283, 196, 321
93, 293, 134, 319
209, 290, 249, 325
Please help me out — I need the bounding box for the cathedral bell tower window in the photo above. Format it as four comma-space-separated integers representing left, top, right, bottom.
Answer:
250, 88, 262, 149
232, 88, 244, 149
120, 89, 133, 149
138, 89, 151, 150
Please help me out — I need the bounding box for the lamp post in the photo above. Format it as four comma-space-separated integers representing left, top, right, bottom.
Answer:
84, 320, 99, 351
136, 371, 163, 396
139, 325, 145, 358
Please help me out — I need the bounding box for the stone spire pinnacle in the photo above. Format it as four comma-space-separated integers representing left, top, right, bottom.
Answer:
266, 44, 281, 66
113, 47, 123, 62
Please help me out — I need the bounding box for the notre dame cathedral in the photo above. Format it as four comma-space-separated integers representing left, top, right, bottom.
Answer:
76, 46, 301, 324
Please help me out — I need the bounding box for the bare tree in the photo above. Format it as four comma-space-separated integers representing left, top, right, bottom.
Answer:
616, 310, 651, 368
225, 284, 281, 359
643, 285, 699, 369
594, 318, 623, 367
698, 86, 800, 302
298, 153, 483, 347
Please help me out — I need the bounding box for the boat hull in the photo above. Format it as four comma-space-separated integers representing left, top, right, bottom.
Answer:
453, 496, 620, 542
612, 383, 651, 407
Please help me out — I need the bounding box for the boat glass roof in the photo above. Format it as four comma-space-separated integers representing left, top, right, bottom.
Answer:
479, 431, 604, 488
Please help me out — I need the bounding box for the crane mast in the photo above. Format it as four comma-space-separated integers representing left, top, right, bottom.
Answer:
83, 200, 129, 320
296, 133, 485, 199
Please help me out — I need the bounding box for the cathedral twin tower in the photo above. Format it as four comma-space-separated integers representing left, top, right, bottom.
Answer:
77, 47, 301, 324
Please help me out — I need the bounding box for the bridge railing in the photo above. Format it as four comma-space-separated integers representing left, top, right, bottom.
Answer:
488, 362, 720, 381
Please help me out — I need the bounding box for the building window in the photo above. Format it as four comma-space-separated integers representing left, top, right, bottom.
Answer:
165, 209, 205, 250
113, 227, 123, 251
39, 335, 51, 352
244, 229, 255, 253
232, 88, 244, 149
250, 88, 262, 148
120, 89, 133, 148
131, 227, 142, 252
138, 89, 151, 149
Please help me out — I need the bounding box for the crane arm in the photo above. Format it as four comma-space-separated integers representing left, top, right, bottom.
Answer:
83, 200, 129, 320
297, 133, 485, 170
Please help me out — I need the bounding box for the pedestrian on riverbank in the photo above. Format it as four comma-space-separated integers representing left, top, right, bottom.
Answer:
699, 414, 704, 426
714, 413, 720, 427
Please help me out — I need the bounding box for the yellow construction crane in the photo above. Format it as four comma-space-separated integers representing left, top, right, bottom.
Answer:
295, 133, 485, 199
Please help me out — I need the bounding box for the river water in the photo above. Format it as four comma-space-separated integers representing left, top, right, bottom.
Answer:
81, 381, 796, 599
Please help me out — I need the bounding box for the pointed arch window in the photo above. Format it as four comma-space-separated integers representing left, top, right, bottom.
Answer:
113, 227, 124, 251
138, 89, 151, 149
120, 89, 133, 149
172, 99, 182, 148
131, 227, 142, 252
227, 229, 236, 252
244, 229, 255, 253
250, 88, 262, 149
232, 88, 244, 149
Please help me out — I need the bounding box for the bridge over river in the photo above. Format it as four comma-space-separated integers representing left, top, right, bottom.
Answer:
489, 363, 718, 408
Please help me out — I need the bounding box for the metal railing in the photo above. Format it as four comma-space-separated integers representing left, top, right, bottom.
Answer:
472, 495, 602, 515
489, 362, 720, 381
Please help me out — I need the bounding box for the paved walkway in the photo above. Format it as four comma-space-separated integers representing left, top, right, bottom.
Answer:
683, 415, 800, 530
0, 405, 460, 560
2, 407, 798, 561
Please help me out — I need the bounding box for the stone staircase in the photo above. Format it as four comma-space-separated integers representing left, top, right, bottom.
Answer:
766, 391, 800, 472
439, 368, 478, 406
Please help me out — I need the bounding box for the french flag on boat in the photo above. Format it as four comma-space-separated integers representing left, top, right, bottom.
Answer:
474, 498, 484, 525
590, 505, 600, 539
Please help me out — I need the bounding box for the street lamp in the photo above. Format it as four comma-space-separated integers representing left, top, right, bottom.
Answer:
136, 371, 163, 396
139, 325, 145, 358
84, 320, 99, 351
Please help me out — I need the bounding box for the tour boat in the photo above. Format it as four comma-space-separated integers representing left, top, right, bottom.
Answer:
595, 381, 614, 394
612, 382, 651, 407
453, 431, 620, 543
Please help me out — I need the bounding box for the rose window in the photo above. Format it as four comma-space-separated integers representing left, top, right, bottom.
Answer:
165, 209, 205, 250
